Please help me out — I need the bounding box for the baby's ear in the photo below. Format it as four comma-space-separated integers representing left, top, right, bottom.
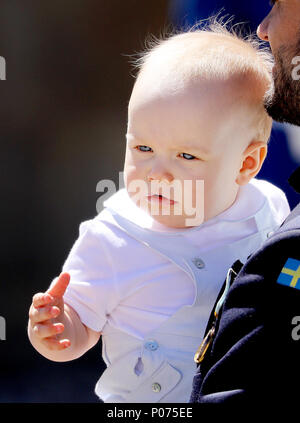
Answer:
236, 141, 268, 186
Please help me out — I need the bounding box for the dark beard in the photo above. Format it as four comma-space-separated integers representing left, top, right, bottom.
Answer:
264, 46, 300, 126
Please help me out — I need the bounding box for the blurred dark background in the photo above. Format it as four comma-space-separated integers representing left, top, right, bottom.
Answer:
0, 0, 299, 402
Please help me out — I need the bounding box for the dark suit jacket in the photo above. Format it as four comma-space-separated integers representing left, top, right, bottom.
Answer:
190, 169, 300, 404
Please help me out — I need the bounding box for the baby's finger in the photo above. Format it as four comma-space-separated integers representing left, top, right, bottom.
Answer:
29, 305, 60, 324
47, 273, 70, 298
33, 322, 64, 339
32, 292, 53, 308
41, 337, 71, 351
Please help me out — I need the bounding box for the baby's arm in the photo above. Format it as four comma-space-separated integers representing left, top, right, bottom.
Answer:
28, 272, 101, 362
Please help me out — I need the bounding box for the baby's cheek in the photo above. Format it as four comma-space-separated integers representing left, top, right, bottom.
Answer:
181, 179, 204, 207
125, 172, 150, 212
124, 167, 136, 192
124, 160, 145, 183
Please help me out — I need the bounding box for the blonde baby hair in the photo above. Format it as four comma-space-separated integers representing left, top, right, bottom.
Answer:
130, 14, 274, 144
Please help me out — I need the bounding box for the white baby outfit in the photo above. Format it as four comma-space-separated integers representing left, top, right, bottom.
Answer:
59, 179, 290, 403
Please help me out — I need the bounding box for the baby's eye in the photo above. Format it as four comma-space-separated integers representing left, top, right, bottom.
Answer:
136, 145, 153, 152
179, 152, 197, 160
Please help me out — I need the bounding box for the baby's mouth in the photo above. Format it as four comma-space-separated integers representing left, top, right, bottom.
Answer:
146, 194, 176, 205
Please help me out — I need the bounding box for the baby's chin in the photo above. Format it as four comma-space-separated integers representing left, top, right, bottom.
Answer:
128, 193, 205, 228
151, 214, 188, 229
145, 209, 205, 229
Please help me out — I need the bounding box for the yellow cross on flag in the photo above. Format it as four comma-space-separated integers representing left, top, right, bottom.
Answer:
277, 258, 300, 290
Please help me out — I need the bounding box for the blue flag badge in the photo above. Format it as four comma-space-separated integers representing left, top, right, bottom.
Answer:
277, 258, 300, 290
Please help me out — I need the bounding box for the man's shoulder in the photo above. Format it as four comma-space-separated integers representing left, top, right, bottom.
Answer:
237, 212, 300, 289
224, 203, 300, 321
277, 201, 300, 229
253, 201, 300, 249
192, 205, 300, 404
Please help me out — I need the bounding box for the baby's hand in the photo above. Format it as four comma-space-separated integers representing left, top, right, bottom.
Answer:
29, 273, 71, 351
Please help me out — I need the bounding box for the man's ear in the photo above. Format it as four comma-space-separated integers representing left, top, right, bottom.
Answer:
236, 141, 268, 186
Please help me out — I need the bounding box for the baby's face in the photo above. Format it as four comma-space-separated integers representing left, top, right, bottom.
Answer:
124, 75, 255, 228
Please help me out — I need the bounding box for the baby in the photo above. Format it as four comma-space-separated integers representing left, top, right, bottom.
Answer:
28, 22, 290, 403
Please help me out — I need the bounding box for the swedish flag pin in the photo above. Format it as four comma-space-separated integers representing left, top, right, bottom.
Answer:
277, 258, 300, 290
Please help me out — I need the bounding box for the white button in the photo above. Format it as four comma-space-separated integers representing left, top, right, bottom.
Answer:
152, 383, 161, 393
145, 340, 159, 351
192, 257, 205, 269
267, 231, 274, 238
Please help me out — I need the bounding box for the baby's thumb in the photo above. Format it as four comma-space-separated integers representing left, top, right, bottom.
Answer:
47, 272, 70, 298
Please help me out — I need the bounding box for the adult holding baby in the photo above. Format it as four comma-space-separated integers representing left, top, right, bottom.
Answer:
190, 0, 300, 404
28, 20, 289, 403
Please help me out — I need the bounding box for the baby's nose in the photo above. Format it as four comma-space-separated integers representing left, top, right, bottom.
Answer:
147, 166, 174, 183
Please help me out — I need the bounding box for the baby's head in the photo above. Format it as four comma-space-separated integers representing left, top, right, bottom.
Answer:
124, 20, 273, 228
